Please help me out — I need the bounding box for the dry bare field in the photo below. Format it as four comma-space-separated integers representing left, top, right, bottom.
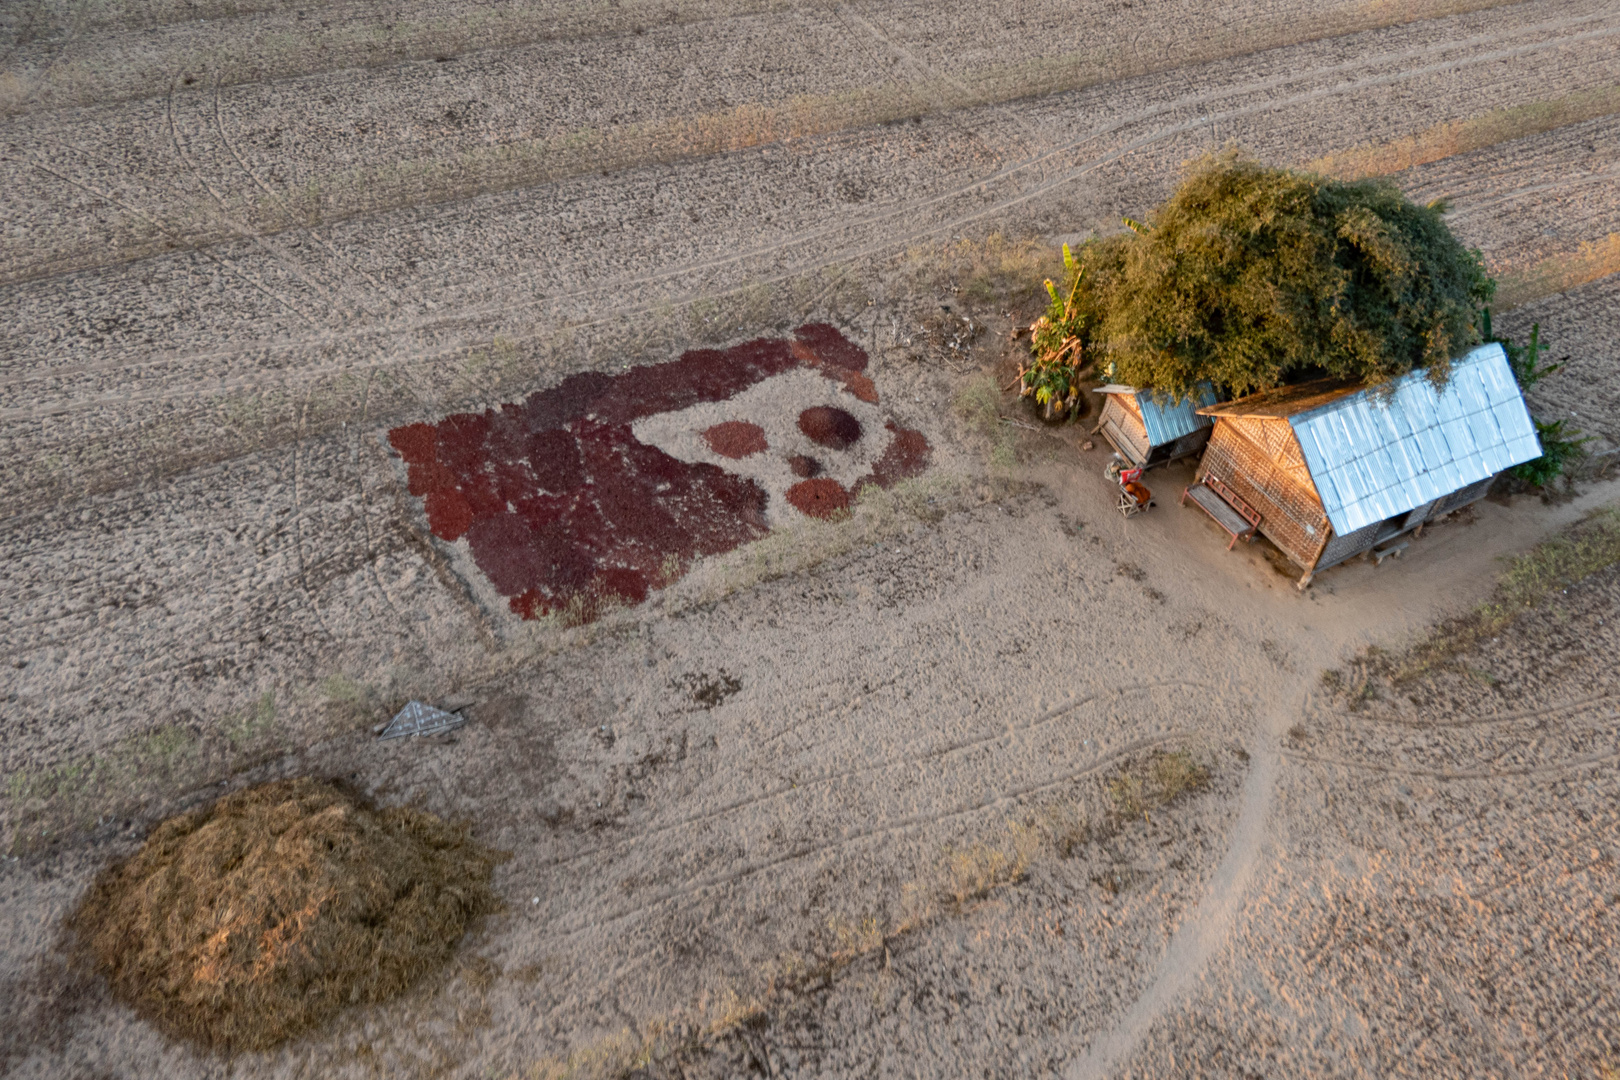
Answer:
3, 0, 1620, 1076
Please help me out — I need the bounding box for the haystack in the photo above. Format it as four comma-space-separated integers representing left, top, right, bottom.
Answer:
70, 777, 505, 1051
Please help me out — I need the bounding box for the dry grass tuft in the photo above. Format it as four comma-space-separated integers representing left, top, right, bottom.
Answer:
4, 695, 280, 854
942, 823, 1040, 907
1108, 750, 1211, 819
1393, 505, 1620, 682
1492, 233, 1620, 311
827, 913, 887, 961
1494, 506, 1620, 609
68, 777, 507, 1053
901, 233, 1060, 308
524, 1028, 661, 1080
1106, 773, 1147, 819
1150, 749, 1211, 802
1308, 85, 1620, 181
953, 374, 1020, 468
521, 987, 764, 1080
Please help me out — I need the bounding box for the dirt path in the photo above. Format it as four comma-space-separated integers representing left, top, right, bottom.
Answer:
1064, 697, 1285, 1079
635, 472, 1620, 1080
1107, 517, 1620, 1078
1063, 492, 1620, 1080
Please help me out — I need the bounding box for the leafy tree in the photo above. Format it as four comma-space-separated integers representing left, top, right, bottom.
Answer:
1081, 150, 1494, 399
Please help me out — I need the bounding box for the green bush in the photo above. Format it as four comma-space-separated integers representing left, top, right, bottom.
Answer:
1080, 150, 1494, 400
1510, 419, 1591, 487
1482, 312, 1588, 488
1481, 309, 1565, 391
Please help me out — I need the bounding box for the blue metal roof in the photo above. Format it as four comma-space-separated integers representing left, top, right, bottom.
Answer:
1135, 383, 1217, 447
1289, 344, 1541, 535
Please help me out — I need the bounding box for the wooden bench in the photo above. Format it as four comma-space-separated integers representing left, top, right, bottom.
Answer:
1182, 475, 1261, 550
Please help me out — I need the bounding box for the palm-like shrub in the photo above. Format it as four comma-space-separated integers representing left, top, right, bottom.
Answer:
1020, 244, 1088, 417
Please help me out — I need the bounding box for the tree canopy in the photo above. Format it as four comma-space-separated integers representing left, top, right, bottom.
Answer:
1074, 150, 1494, 400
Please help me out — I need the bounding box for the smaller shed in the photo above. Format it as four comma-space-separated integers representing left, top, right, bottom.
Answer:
1093, 383, 1218, 469
1184, 343, 1541, 587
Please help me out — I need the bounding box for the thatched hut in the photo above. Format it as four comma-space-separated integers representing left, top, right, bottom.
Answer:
1182, 343, 1541, 587
1092, 383, 1218, 469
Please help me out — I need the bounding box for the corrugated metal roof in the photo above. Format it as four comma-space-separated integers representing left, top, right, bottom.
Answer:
1133, 383, 1218, 447
1288, 344, 1540, 535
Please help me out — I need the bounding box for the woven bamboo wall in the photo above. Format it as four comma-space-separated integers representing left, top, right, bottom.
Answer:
1429, 475, 1494, 518
1317, 520, 1383, 570
1101, 397, 1150, 460
1199, 418, 1331, 569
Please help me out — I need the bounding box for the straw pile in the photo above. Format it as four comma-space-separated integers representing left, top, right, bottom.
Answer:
70, 777, 505, 1051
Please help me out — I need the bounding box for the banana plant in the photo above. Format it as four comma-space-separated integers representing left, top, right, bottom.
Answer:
1021, 244, 1088, 419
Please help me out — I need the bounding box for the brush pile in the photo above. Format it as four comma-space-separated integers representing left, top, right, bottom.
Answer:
70, 777, 505, 1051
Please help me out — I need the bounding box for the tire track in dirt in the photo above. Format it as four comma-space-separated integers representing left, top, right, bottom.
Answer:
1474, 852, 1613, 901
19, 7, 1602, 318
1281, 736, 1620, 780
9, 21, 1607, 420
907, 14, 1620, 255
200, 82, 460, 636
166, 84, 349, 643
1430, 958, 1528, 1080
553, 679, 1211, 869
0, 0, 1532, 286
206, 77, 445, 324
23, 157, 325, 337
165, 85, 435, 641
166, 87, 354, 313
1440, 166, 1620, 221
1348, 689, 1618, 728
2, 0, 833, 118
6, 89, 448, 413
549, 728, 1199, 939
466, 7, 1619, 300
2, 522, 413, 695
832, 2, 1047, 165
306, 7, 1620, 339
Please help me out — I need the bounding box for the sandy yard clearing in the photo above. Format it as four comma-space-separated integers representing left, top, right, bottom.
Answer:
3, 0, 1620, 1076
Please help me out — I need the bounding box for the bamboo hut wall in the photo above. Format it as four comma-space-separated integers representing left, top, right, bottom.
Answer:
1316, 519, 1383, 569
1100, 397, 1150, 462
1429, 475, 1494, 517
1199, 418, 1330, 569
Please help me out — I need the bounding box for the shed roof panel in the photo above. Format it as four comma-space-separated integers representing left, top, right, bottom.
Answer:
1134, 382, 1219, 446
1286, 344, 1538, 534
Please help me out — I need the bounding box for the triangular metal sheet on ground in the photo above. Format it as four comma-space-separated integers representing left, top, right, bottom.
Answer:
379, 700, 465, 740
